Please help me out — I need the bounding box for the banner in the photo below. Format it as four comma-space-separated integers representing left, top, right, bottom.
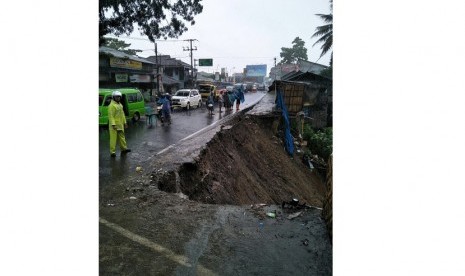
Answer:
115, 74, 128, 82
110, 57, 142, 70
129, 74, 151, 83
246, 64, 267, 77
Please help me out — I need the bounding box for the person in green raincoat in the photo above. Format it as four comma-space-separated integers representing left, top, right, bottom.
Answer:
108, 91, 131, 157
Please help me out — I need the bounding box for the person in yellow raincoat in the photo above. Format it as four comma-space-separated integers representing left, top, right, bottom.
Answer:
108, 91, 131, 157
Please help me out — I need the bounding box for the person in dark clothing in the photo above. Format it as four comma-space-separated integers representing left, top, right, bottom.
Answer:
233, 85, 245, 111
224, 90, 233, 110
206, 92, 215, 115
157, 93, 172, 124
218, 90, 224, 113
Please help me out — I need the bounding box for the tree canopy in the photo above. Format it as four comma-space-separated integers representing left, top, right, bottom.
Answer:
103, 38, 143, 55
279, 37, 308, 64
99, 0, 203, 45
312, 0, 333, 64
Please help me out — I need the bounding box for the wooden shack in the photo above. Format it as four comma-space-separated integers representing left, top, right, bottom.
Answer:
271, 71, 332, 128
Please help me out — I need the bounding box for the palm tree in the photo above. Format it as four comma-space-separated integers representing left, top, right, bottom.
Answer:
312, 0, 333, 65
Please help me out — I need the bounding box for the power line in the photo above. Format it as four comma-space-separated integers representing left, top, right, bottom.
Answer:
105, 35, 184, 42
205, 56, 275, 59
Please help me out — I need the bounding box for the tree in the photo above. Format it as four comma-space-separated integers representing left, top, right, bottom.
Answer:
104, 38, 143, 55
279, 37, 308, 64
312, 0, 333, 64
319, 67, 332, 79
99, 0, 203, 45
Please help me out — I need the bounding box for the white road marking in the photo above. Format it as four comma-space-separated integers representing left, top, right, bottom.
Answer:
180, 121, 219, 142
156, 144, 175, 155
100, 217, 216, 275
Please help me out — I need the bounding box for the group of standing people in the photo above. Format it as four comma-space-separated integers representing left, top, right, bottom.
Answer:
107, 86, 245, 156
207, 85, 245, 114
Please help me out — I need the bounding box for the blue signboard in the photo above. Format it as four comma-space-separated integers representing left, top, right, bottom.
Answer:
246, 65, 267, 77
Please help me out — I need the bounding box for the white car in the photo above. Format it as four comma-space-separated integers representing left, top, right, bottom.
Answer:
171, 89, 202, 109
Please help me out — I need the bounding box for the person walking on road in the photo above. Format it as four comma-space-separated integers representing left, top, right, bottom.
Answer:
225, 89, 233, 111
108, 91, 131, 157
218, 90, 224, 113
234, 85, 245, 111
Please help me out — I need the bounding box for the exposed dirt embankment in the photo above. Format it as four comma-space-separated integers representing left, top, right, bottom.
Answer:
154, 115, 326, 206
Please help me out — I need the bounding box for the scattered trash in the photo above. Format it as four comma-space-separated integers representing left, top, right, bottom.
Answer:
287, 211, 302, 220
251, 203, 268, 209
136, 166, 143, 172
266, 211, 276, 218
307, 205, 323, 211
282, 198, 321, 210
107, 203, 115, 207
302, 239, 309, 246
129, 196, 137, 200
176, 192, 188, 200
126, 187, 144, 193
282, 198, 300, 208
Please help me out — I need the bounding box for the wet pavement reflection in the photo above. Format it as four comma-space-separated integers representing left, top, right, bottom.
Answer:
99, 92, 266, 187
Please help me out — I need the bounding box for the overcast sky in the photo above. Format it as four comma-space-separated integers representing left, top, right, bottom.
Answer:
107, 0, 331, 75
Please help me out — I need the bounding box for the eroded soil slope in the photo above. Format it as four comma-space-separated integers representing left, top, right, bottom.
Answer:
171, 115, 326, 206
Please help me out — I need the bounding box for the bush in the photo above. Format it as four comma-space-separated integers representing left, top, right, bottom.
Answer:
303, 126, 332, 161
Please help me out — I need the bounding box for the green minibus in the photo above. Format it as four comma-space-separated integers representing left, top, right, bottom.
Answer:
99, 88, 146, 126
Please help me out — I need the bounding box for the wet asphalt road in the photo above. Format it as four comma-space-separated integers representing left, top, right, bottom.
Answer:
99, 92, 267, 187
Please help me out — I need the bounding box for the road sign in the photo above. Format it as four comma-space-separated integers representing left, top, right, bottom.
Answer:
199, 58, 213, 66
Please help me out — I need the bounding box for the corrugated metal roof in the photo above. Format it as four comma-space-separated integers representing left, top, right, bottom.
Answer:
146, 55, 191, 68
99, 46, 155, 65
297, 59, 328, 74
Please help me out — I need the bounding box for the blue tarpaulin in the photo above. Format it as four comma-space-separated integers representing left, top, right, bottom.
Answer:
276, 90, 294, 156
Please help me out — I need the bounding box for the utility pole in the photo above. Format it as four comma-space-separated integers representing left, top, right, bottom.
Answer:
183, 39, 198, 88
154, 41, 159, 96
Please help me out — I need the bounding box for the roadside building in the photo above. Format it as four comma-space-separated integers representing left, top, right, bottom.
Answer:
271, 70, 332, 128
99, 46, 157, 97
270, 59, 328, 81
146, 55, 193, 95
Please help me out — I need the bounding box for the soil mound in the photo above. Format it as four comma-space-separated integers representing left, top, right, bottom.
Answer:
169, 115, 326, 206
